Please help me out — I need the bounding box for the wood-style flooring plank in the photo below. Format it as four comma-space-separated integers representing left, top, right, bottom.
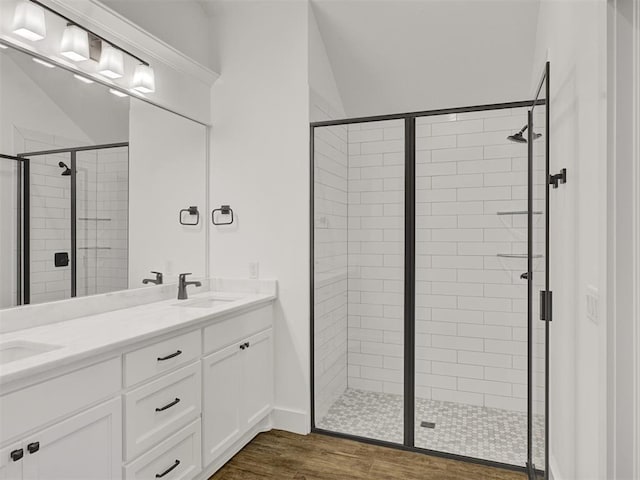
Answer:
209, 430, 527, 480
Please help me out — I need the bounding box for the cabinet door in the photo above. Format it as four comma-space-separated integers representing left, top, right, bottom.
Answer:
22, 398, 122, 480
0, 443, 23, 480
242, 329, 273, 429
202, 343, 242, 467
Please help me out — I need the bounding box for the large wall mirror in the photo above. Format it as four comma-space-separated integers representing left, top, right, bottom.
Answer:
0, 43, 208, 309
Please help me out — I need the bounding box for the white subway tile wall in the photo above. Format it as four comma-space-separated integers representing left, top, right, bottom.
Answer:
346, 108, 545, 414
315, 105, 546, 429
347, 119, 405, 397
17, 128, 128, 304
312, 91, 349, 421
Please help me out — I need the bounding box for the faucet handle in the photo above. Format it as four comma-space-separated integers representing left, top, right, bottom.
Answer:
178, 273, 192, 280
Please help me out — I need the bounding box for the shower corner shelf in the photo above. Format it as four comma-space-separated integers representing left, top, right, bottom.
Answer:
496, 210, 542, 216
496, 253, 543, 259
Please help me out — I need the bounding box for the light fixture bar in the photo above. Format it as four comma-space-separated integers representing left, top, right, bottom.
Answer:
25, 0, 150, 66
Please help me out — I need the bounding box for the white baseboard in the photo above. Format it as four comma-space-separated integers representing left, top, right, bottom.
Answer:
270, 407, 310, 434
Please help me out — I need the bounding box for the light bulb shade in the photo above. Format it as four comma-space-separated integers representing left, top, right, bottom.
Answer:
60, 25, 89, 62
98, 44, 124, 79
12, 1, 46, 41
132, 64, 155, 93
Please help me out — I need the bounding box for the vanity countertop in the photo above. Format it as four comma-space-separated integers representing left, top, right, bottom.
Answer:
0, 289, 276, 386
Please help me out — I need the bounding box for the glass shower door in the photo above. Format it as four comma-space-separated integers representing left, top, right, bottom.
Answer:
312, 118, 406, 445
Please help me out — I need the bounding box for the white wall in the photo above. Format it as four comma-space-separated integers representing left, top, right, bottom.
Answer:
129, 99, 208, 286
99, 0, 218, 72
531, 1, 609, 479
209, 0, 311, 433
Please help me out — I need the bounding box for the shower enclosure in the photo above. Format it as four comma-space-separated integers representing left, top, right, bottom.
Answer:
311, 65, 550, 479
0, 143, 129, 307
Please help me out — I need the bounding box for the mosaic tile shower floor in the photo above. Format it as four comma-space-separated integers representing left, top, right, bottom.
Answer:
316, 389, 544, 468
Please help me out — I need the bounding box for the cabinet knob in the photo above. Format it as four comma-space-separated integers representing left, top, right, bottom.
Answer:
27, 442, 40, 454
240, 344, 246, 350
10, 449, 23, 462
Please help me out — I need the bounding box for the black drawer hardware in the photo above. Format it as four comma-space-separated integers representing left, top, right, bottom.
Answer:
157, 350, 182, 361
10, 449, 23, 461
155, 459, 180, 478
27, 442, 40, 454
245, 342, 250, 348
239, 341, 250, 350
155, 397, 181, 412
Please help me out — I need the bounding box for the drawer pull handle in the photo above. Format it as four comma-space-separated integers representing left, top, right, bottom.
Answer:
157, 350, 182, 361
155, 398, 181, 412
27, 442, 40, 454
155, 459, 180, 478
240, 342, 250, 351
10, 449, 23, 462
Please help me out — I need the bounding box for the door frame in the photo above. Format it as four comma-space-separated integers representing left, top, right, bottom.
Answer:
310, 98, 545, 474
607, 1, 640, 478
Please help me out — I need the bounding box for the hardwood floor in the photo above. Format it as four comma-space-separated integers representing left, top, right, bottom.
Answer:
209, 430, 527, 480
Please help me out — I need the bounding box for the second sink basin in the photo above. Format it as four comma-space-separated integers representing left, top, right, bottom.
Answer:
173, 295, 240, 309
0, 340, 62, 365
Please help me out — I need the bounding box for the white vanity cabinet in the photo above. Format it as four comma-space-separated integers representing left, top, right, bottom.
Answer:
0, 399, 121, 480
1, 297, 275, 480
0, 359, 123, 480
202, 306, 274, 467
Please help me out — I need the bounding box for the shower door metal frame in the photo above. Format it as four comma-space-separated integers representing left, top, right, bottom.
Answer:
16, 142, 128, 304
527, 61, 551, 480
310, 98, 546, 475
0, 153, 30, 305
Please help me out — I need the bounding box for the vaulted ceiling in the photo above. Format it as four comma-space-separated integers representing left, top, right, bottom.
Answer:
311, 0, 541, 117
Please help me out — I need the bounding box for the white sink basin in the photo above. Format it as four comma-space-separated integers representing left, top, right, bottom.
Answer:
173, 295, 240, 308
0, 340, 62, 365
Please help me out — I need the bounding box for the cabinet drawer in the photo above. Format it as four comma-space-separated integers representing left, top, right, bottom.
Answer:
125, 362, 201, 460
125, 329, 201, 387
125, 419, 201, 480
0, 357, 121, 444
203, 304, 272, 354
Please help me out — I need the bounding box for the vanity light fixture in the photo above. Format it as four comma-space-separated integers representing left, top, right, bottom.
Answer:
98, 43, 124, 79
131, 64, 155, 93
60, 24, 89, 62
73, 74, 93, 84
109, 88, 128, 98
12, 0, 46, 41
32, 57, 55, 68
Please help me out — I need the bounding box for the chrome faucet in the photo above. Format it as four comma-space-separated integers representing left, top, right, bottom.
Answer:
177, 273, 202, 300
142, 271, 163, 285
